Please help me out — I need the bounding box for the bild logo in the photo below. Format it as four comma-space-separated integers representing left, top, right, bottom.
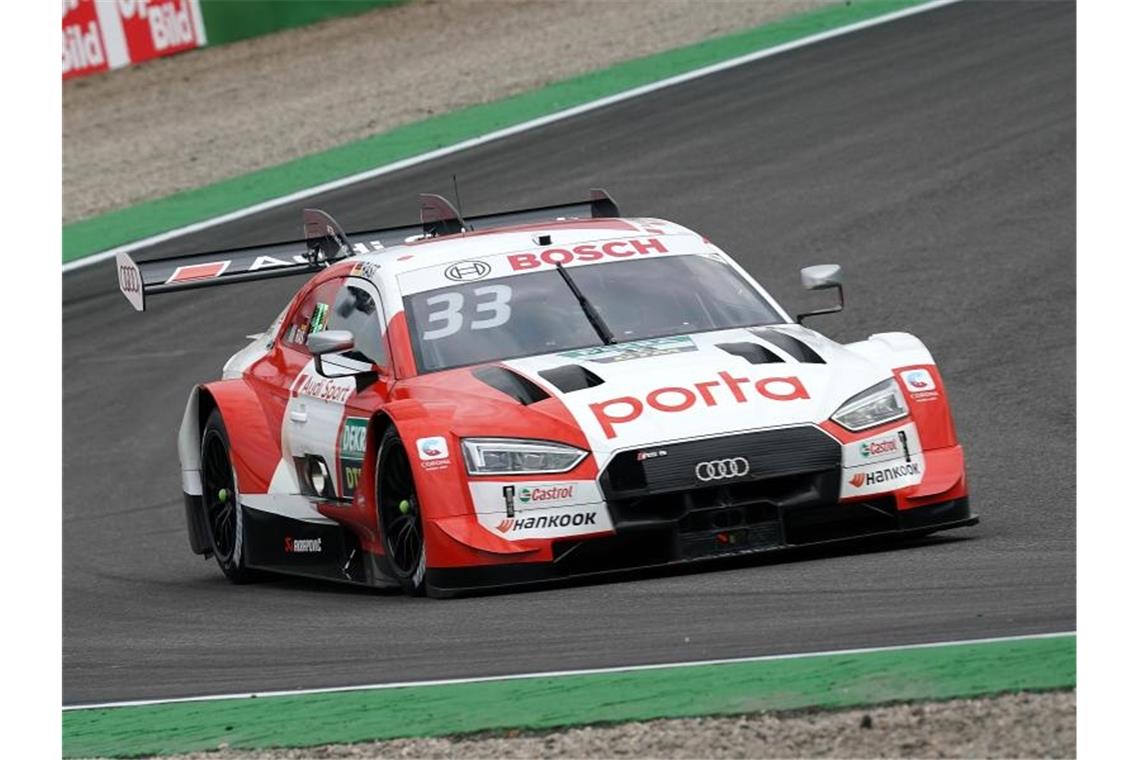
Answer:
444, 260, 491, 282
416, 436, 449, 461
903, 369, 935, 393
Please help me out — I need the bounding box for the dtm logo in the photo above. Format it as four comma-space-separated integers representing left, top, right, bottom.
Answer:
848, 462, 921, 488
444, 260, 491, 282
496, 511, 598, 533
589, 371, 811, 439
695, 457, 750, 482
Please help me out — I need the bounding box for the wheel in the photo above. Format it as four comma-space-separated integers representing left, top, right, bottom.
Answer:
200, 408, 256, 583
376, 427, 427, 596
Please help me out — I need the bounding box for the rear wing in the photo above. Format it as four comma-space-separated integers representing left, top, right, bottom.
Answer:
116, 189, 620, 311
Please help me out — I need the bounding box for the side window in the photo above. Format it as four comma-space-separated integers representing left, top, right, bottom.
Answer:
328, 280, 388, 368
283, 279, 342, 353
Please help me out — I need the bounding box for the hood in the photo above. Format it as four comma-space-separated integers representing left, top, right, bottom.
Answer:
501, 325, 890, 456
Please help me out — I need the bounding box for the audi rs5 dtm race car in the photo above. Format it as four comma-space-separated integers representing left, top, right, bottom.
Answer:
117, 190, 976, 597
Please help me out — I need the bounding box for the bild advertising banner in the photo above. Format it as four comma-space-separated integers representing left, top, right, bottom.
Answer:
63, 0, 207, 80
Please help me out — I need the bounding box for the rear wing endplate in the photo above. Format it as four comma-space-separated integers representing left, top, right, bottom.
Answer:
117, 189, 619, 311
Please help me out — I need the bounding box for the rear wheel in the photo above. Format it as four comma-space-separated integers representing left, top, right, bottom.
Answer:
200, 409, 256, 583
376, 427, 426, 596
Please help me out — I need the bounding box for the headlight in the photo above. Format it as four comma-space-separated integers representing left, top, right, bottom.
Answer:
831, 378, 909, 432
461, 438, 588, 475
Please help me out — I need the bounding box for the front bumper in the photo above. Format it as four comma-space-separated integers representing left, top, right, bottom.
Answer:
425, 495, 976, 597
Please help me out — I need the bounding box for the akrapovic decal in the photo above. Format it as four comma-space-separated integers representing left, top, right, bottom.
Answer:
284, 536, 322, 554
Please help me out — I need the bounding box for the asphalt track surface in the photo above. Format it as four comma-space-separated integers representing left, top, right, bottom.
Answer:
63, 1, 1075, 704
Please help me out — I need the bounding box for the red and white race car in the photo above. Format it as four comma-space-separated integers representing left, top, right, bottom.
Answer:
117, 191, 976, 597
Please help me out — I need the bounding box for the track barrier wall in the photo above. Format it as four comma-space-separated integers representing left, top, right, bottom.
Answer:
63, 0, 401, 80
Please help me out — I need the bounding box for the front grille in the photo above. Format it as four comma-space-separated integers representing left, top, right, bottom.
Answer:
601, 426, 841, 500
595, 427, 842, 562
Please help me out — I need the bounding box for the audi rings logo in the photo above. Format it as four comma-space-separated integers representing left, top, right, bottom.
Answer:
694, 457, 750, 482
119, 265, 140, 293
444, 260, 491, 282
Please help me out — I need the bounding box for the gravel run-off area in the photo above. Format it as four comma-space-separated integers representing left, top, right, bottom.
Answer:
62, 0, 831, 223
154, 690, 1075, 759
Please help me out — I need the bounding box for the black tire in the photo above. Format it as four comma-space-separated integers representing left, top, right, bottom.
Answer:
376, 427, 427, 596
200, 408, 256, 584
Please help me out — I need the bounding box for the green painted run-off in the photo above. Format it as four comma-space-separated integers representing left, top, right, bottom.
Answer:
63, 0, 930, 263
63, 634, 1075, 758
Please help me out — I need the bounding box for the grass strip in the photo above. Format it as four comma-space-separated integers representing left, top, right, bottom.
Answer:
63, 0, 929, 262
63, 634, 1075, 757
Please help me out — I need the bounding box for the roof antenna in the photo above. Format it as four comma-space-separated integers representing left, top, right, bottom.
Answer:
452, 174, 465, 228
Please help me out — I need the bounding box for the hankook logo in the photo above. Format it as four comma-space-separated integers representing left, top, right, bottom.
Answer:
695, 457, 750, 482
444, 260, 491, 282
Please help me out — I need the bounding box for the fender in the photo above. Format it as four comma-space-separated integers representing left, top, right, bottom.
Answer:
196, 379, 284, 495
845, 331, 935, 368
324, 399, 462, 558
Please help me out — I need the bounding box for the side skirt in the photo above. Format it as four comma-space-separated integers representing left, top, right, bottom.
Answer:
240, 504, 396, 589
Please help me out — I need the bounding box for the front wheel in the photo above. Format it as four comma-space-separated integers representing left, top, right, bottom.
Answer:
376, 427, 427, 596
200, 408, 256, 583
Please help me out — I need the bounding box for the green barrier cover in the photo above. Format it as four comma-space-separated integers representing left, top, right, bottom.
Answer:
63, 0, 931, 263
63, 634, 1075, 758
200, 1, 405, 47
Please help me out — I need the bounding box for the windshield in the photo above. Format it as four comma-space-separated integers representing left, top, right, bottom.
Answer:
403, 254, 784, 373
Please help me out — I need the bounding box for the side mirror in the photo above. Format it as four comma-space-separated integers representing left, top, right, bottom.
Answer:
796, 264, 845, 323
307, 330, 355, 356
308, 330, 379, 388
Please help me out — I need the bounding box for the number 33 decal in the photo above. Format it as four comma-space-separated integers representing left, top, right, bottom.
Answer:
422, 285, 512, 340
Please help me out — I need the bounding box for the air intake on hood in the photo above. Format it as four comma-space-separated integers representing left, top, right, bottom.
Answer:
472, 366, 550, 405
750, 327, 825, 363
716, 342, 783, 365
538, 364, 604, 393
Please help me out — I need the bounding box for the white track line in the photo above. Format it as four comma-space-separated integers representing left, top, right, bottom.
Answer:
62, 0, 961, 274
63, 629, 1073, 711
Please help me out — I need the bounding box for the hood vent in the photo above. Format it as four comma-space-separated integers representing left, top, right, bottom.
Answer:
472, 366, 550, 405
716, 342, 783, 365
538, 364, 604, 393
750, 327, 825, 363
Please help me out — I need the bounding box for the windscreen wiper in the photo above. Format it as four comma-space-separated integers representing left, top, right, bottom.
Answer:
555, 263, 617, 345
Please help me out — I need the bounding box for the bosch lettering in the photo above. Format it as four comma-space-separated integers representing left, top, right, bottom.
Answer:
589, 371, 811, 439
507, 237, 668, 271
